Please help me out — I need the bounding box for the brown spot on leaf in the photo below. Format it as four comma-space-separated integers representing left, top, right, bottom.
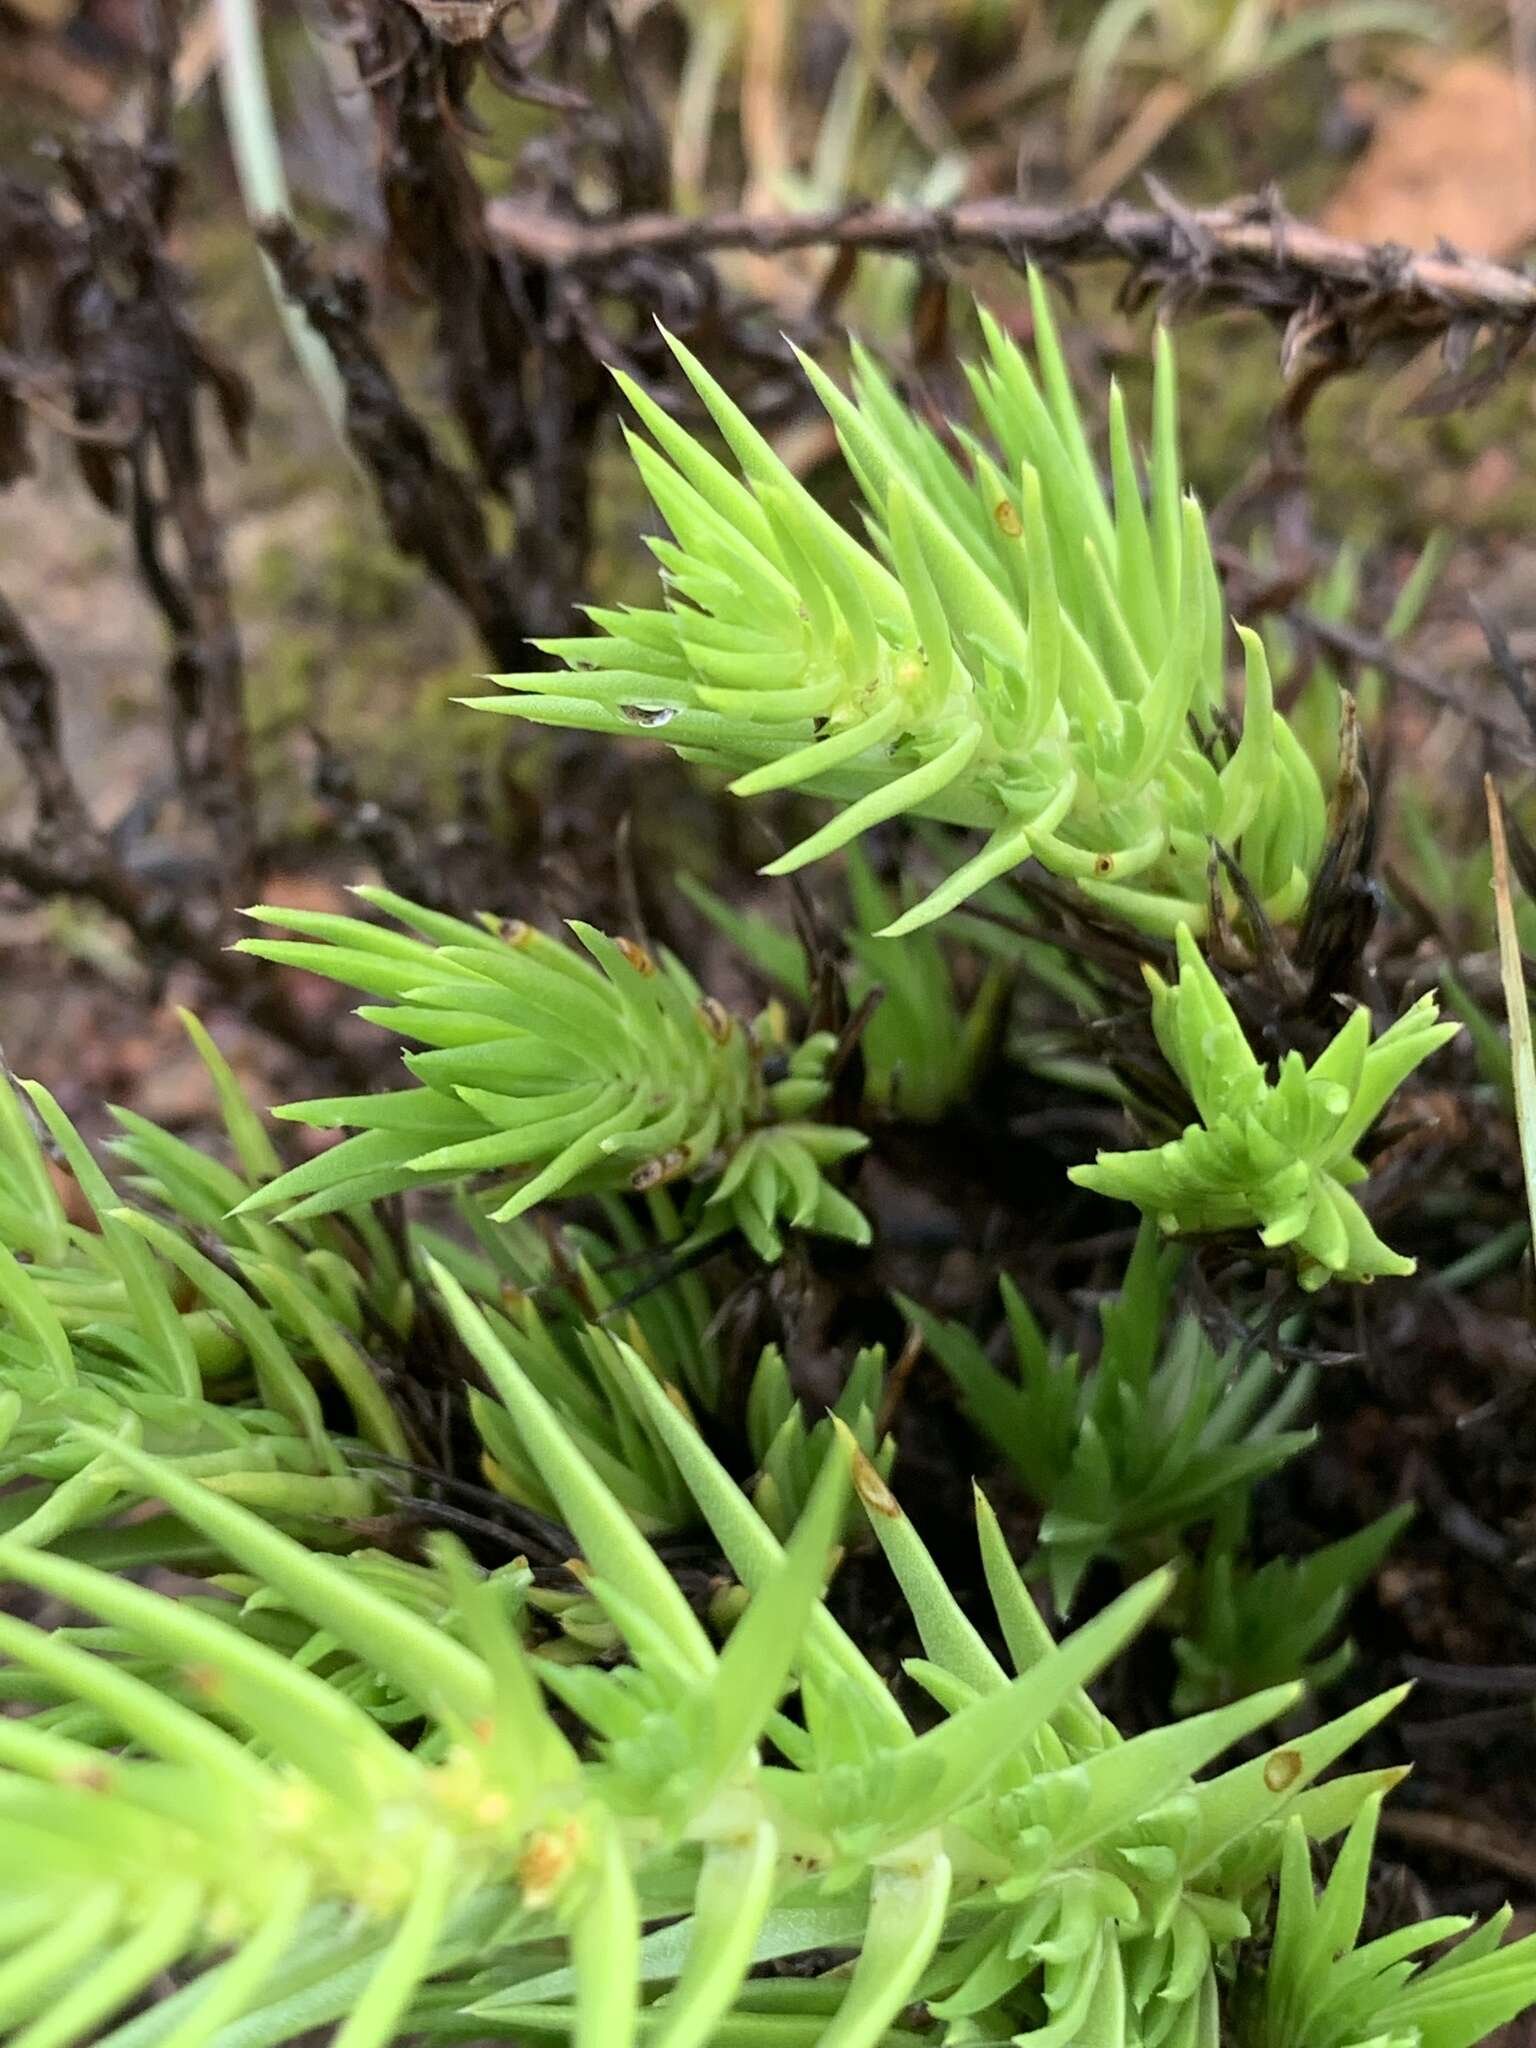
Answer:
850, 1444, 902, 1518
1264, 1748, 1304, 1793
697, 996, 734, 1044
517, 1818, 585, 1908
631, 1146, 690, 1191
616, 936, 657, 976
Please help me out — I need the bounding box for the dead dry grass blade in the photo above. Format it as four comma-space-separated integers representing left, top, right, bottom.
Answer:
1486, 774, 1536, 1248
213, 0, 348, 444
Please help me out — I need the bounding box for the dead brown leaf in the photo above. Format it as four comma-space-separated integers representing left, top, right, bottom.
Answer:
1323, 57, 1536, 258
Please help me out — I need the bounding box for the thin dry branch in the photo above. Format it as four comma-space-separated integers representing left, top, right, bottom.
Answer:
484, 187, 1536, 374
0, 587, 370, 1079
1288, 610, 1536, 767
258, 219, 532, 668
1, 121, 259, 895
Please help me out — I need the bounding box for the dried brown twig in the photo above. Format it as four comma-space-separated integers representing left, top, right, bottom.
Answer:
0, 25, 257, 896
292, 0, 666, 645
0, 2, 363, 1073
259, 220, 532, 668
484, 185, 1536, 383
0, 593, 365, 1075
1288, 611, 1536, 767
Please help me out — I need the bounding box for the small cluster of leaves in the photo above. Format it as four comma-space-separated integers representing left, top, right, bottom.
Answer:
237, 885, 869, 1261
901, 1218, 1408, 1709
1071, 927, 1457, 1288
904, 1222, 1316, 1610
1172, 1494, 1414, 1715
1237, 1790, 1535, 2048
2, 1274, 1533, 2048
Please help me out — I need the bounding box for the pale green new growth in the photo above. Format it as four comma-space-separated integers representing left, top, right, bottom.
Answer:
745, 1340, 893, 1537
1070, 925, 1458, 1288
235, 886, 869, 1261
473, 274, 1327, 941
233, 296, 1455, 1289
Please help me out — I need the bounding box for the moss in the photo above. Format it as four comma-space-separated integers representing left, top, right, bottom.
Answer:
1289, 365, 1536, 542
320, 524, 419, 626
248, 629, 325, 733
250, 524, 420, 628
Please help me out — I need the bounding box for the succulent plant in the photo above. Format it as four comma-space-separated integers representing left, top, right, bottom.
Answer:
236, 886, 869, 1261
472, 274, 1328, 945
1070, 926, 1457, 1288
2, 1279, 1528, 2048
905, 1220, 1316, 1606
